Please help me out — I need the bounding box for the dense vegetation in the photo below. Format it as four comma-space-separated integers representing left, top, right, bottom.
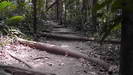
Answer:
0, 0, 121, 41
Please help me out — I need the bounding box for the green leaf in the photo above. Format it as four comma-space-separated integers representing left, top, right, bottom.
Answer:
112, 23, 121, 31
0, 1, 13, 11
5, 16, 25, 25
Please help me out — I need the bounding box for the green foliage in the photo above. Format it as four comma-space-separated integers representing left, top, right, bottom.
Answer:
0, 1, 12, 11
66, 0, 76, 9
8, 28, 25, 38
0, 1, 16, 12
0, 24, 9, 35
112, 23, 121, 31
0, 1, 24, 35
92, 0, 122, 41
93, 0, 112, 12
100, 17, 122, 41
5, 16, 25, 25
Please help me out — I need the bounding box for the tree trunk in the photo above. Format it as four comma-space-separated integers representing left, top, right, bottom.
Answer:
63, 0, 67, 24
120, 2, 133, 75
56, 0, 59, 22
55, 0, 63, 24
91, 0, 97, 32
82, 0, 88, 24
45, 0, 49, 9
59, 0, 63, 24
32, 0, 37, 40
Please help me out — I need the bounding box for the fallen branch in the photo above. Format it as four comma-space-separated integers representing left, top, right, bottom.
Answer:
45, 1, 57, 13
16, 38, 112, 71
6, 50, 33, 69
39, 32, 120, 44
0, 64, 55, 75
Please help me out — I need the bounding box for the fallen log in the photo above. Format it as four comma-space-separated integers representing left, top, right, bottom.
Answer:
0, 64, 55, 75
39, 32, 120, 44
16, 38, 112, 71
45, 1, 57, 12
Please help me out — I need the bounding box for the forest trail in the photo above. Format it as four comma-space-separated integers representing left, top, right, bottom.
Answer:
38, 21, 98, 75
0, 21, 108, 75
42, 21, 83, 37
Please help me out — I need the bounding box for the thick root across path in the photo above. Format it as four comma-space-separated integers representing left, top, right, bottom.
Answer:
16, 38, 111, 71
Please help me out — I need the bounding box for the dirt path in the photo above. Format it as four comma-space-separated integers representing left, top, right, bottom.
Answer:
0, 21, 109, 75
36, 21, 102, 75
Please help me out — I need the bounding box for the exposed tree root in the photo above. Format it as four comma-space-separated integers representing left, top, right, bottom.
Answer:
16, 38, 112, 71
6, 50, 33, 69
0, 64, 56, 75
39, 32, 120, 44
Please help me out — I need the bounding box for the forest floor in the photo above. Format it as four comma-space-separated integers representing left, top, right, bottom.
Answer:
0, 21, 119, 75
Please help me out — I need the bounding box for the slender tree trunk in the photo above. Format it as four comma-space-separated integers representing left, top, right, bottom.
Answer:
45, 0, 48, 9
56, 0, 63, 25
120, 1, 133, 75
59, 0, 63, 24
64, 0, 67, 24
32, 0, 37, 40
82, 0, 88, 24
91, 0, 97, 32
56, 0, 59, 22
